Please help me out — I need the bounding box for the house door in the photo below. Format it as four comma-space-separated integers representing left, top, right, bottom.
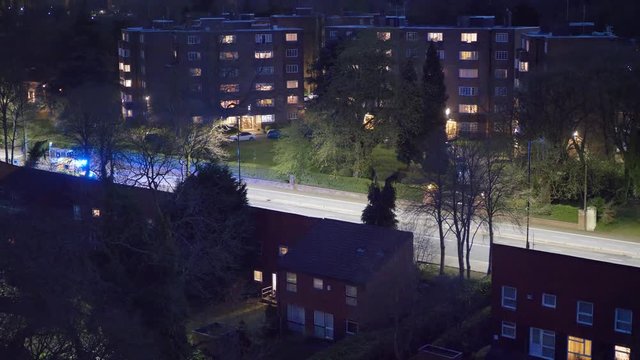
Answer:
272, 273, 277, 292
529, 327, 555, 359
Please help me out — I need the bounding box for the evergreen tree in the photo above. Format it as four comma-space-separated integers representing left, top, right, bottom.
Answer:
422, 42, 448, 136
361, 173, 398, 228
395, 58, 426, 164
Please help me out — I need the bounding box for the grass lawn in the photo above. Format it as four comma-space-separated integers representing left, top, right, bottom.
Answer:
187, 298, 267, 333
534, 204, 579, 223
596, 202, 640, 239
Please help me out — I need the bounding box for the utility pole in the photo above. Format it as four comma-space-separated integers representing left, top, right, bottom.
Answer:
526, 140, 531, 249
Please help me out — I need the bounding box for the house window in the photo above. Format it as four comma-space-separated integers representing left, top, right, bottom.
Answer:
496, 50, 509, 60
427, 32, 443, 42
92, 208, 101, 218
615, 308, 633, 334
189, 68, 202, 77
286, 33, 298, 42
577, 301, 594, 326
495, 87, 508, 96
255, 83, 274, 91
496, 32, 509, 42
119, 48, 130, 58
519, 61, 529, 72
459, 104, 479, 114
567, 336, 592, 360
123, 79, 132, 87
495, 69, 508, 79
615, 346, 631, 360
501, 321, 516, 339
346, 320, 358, 335
346, 285, 357, 306
122, 32, 129, 42
187, 51, 201, 61
286, 48, 298, 58
122, 94, 132, 102
261, 114, 275, 123
501, 286, 517, 310
219, 51, 239, 60
257, 66, 275, 75
219, 68, 239, 78
255, 51, 274, 59
329, 30, 337, 40
313, 311, 334, 340
377, 32, 391, 41
187, 35, 200, 45
253, 270, 263, 282
458, 86, 477, 96
461, 33, 477, 43
406, 48, 419, 58
313, 278, 323, 290
73, 205, 81, 220
286, 272, 297, 292
123, 64, 131, 72
459, 51, 478, 60
278, 245, 289, 256
255, 33, 273, 44
287, 304, 305, 333
257, 98, 275, 107
406, 31, 417, 41
542, 294, 556, 308
459, 69, 479, 78
288, 112, 298, 120
437, 50, 445, 60
220, 99, 239, 108
220, 84, 239, 93
529, 327, 555, 360
287, 95, 298, 104
286, 64, 299, 73
286, 80, 298, 89
139, 34, 144, 43
219, 34, 236, 44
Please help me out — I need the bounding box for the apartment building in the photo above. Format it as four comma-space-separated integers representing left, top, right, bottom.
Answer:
324, 15, 540, 138
118, 16, 305, 130
491, 244, 640, 360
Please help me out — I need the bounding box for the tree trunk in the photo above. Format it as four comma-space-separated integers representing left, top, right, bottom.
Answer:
437, 215, 445, 276
487, 216, 494, 275
10, 111, 18, 164
2, 110, 8, 163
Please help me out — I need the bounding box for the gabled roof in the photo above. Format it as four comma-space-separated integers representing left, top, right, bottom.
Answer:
279, 219, 413, 284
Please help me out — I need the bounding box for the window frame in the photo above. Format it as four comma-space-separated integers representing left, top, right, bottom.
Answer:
459, 51, 479, 60
285, 64, 299, 74
495, 50, 509, 60
286, 272, 297, 292
542, 293, 557, 309
346, 285, 358, 306
529, 327, 555, 360
495, 32, 509, 43
427, 32, 443, 42
577, 301, 594, 326
501, 286, 517, 310
615, 345, 631, 360
346, 320, 359, 335
285, 33, 298, 42
458, 68, 479, 78
615, 308, 633, 334
495, 68, 508, 79
458, 86, 478, 96
461, 32, 478, 43
313, 278, 323, 290
253, 270, 263, 282
567, 336, 592, 360
286, 80, 299, 89
501, 321, 516, 339
286, 48, 299, 58
255, 33, 273, 44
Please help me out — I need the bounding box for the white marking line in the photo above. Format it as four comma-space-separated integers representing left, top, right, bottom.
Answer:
248, 187, 365, 206
529, 226, 640, 245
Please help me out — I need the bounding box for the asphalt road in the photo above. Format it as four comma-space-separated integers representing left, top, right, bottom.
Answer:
245, 181, 640, 272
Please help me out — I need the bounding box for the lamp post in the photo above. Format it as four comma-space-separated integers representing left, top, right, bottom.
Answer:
574, 131, 588, 230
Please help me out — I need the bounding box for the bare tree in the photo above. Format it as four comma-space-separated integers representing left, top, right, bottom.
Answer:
177, 122, 228, 179
0, 78, 20, 163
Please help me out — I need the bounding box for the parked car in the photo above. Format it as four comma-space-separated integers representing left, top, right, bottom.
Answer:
215, 124, 238, 135
266, 129, 281, 139
229, 132, 256, 141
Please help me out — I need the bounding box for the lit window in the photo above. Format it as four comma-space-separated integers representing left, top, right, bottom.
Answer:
92, 208, 101, 218
189, 68, 202, 77
446, 120, 457, 139
255, 83, 274, 91
501, 286, 516, 310
125, 109, 133, 117
219, 34, 236, 44
496, 33, 509, 42
518, 61, 529, 72
288, 112, 298, 120
428, 32, 443, 42
260, 114, 275, 123
122, 94, 132, 102
459, 69, 479, 78
123, 79, 132, 87
529, 328, 555, 360
615, 345, 631, 360
187, 35, 200, 45
220, 99, 239, 108
459, 105, 478, 114
286, 272, 297, 292
461, 33, 478, 43
346, 320, 358, 335
501, 321, 516, 339
459, 51, 478, 60
286, 33, 298, 42
257, 98, 275, 107
286, 64, 299, 73
496, 50, 509, 60
313, 310, 334, 340
278, 245, 288, 256
287, 95, 298, 104
220, 84, 239, 93
615, 308, 633, 334
255, 33, 273, 44
458, 87, 477, 96
313, 278, 323, 290
495, 87, 508, 96
286, 80, 298, 89
255, 51, 273, 59
437, 50, 445, 60
577, 301, 594, 325
123, 64, 131, 72
542, 293, 556, 308
286, 48, 298, 58
257, 66, 274, 75
567, 336, 592, 360
406, 31, 418, 41
187, 51, 201, 61
377, 32, 391, 41
219, 51, 239, 60
385, 49, 392, 57
118, 62, 124, 71
253, 270, 263, 282
495, 69, 508, 79
122, 32, 130, 42
346, 285, 357, 306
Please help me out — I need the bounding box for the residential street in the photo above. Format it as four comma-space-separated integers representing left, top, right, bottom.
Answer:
245, 180, 640, 272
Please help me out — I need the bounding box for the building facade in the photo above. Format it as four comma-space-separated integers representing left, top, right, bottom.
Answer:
324, 15, 539, 138
491, 244, 640, 360
118, 16, 305, 130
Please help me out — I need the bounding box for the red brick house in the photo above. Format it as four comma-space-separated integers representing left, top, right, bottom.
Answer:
491, 243, 640, 360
